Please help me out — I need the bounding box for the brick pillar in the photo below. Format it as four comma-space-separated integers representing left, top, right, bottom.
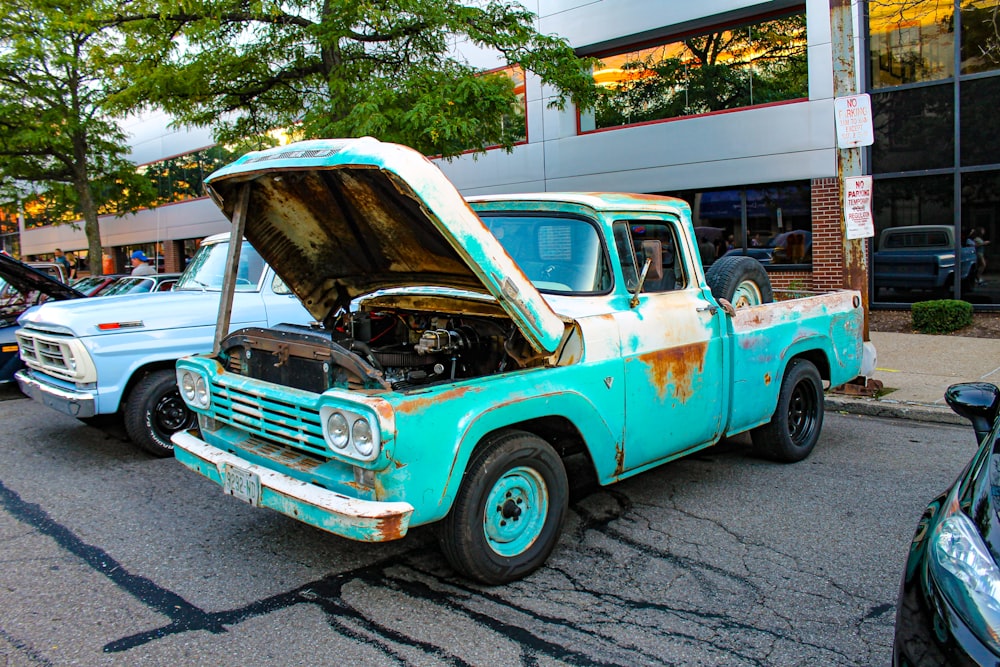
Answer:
810, 177, 845, 292
162, 240, 185, 273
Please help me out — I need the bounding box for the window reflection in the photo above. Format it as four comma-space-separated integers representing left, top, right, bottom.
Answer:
582, 12, 807, 131
872, 85, 954, 173
664, 182, 812, 269
961, 0, 1000, 74
869, 0, 955, 88
872, 175, 959, 301
961, 76, 1000, 165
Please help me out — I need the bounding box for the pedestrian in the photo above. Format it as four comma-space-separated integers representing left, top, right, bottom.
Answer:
130, 250, 156, 276
53, 248, 70, 280
65, 251, 79, 280
974, 227, 990, 285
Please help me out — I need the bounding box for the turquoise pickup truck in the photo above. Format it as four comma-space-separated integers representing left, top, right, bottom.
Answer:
172, 138, 864, 584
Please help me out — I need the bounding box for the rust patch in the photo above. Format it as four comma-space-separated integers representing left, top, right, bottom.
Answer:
764, 373, 771, 386
394, 384, 488, 415
635, 341, 708, 404
374, 513, 406, 542
614, 441, 625, 477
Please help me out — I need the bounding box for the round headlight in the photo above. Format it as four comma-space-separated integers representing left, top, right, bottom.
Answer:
327, 412, 349, 449
352, 418, 375, 457
194, 377, 209, 408
181, 371, 197, 401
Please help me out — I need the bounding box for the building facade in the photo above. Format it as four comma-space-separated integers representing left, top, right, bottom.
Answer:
16, 0, 999, 308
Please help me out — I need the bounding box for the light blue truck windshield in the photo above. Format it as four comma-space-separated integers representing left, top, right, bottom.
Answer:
174, 240, 265, 292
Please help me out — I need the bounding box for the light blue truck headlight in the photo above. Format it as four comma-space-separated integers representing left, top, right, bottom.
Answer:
320, 406, 381, 462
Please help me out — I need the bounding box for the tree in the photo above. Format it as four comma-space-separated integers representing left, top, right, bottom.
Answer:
108, 0, 598, 157
0, 0, 156, 273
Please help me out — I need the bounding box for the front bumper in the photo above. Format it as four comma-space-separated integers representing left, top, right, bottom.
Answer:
15, 369, 96, 418
171, 431, 414, 542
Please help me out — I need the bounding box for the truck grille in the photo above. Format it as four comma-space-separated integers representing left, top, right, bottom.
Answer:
210, 381, 329, 458
16, 330, 76, 380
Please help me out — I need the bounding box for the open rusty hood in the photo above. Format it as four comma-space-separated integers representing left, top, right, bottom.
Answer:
204, 137, 567, 354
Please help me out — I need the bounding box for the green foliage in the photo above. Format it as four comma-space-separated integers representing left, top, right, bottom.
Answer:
911, 299, 974, 334
107, 0, 598, 158
0, 0, 157, 268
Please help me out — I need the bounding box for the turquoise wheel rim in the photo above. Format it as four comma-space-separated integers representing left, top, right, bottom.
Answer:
483, 466, 548, 557
732, 280, 763, 308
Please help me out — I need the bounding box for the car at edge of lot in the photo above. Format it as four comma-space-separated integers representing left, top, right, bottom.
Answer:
0, 255, 84, 382
894, 381, 1000, 666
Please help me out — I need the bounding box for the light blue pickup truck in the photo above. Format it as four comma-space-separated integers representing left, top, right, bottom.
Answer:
14, 234, 312, 455
172, 138, 865, 584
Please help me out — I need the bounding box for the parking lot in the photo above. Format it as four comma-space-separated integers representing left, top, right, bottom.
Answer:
0, 386, 972, 666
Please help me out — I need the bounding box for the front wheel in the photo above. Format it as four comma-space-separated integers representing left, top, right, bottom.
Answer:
124, 369, 197, 457
750, 358, 824, 462
439, 430, 568, 585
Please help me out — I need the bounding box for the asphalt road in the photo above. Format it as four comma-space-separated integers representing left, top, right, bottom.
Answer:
0, 385, 975, 666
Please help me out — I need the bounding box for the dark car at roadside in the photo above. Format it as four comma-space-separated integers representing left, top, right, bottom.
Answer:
894, 382, 1000, 666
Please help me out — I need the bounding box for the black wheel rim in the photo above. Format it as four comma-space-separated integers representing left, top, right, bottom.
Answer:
787, 378, 819, 446
152, 390, 196, 439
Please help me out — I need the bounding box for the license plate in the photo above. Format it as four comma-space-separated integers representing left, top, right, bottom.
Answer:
223, 463, 260, 506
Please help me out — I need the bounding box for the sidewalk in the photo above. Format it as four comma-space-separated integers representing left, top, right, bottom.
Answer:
825, 331, 1000, 426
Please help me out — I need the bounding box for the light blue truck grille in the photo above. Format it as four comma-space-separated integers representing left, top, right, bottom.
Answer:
209, 383, 329, 457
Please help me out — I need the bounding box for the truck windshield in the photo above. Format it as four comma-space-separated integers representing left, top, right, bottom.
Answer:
481, 214, 610, 293
174, 240, 265, 292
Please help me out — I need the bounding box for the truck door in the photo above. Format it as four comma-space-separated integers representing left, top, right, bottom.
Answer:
611, 218, 728, 473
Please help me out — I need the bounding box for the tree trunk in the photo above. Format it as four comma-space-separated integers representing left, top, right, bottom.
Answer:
71, 133, 104, 276
75, 183, 104, 277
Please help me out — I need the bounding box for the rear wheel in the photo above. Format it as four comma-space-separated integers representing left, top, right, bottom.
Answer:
439, 430, 568, 585
705, 256, 773, 307
750, 358, 824, 462
124, 369, 197, 457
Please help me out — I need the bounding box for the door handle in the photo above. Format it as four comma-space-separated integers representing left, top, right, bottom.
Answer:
697, 305, 718, 315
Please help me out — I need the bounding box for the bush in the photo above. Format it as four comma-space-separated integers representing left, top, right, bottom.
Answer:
911, 299, 973, 334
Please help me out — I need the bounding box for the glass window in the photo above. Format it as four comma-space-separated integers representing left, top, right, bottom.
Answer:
667, 182, 812, 269
582, 12, 807, 131
869, 0, 956, 88
872, 85, 954, 173
617, 221, 687, 292
961, 76, 1000, 166
175, 240, 264, 292
961, 170, 1000, 293
481, 214, 611, 294
872, 175, 957, 302
961, 0, 1000, 74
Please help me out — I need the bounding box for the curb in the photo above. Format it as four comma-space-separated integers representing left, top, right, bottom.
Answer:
824, 395, 966, 426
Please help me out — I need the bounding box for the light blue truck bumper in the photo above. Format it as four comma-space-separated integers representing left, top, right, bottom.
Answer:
15, 369, 97, 418
171, 431, 414, 542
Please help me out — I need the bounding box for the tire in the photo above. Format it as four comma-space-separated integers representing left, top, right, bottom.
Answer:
123, 369, 197, 457
750, 358, 824, 463
439, 430, 568, 585
704, 255, 773, 307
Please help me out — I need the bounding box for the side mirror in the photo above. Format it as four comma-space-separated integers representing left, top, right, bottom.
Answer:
945, 382, 1000, 444
630, 240, 664, 308
640, 240, 664, 283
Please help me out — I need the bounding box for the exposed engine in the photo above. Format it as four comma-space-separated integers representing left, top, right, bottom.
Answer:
220, 309, 541, 393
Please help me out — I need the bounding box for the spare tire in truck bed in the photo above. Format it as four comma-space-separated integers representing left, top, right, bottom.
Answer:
705, 256, 773, 307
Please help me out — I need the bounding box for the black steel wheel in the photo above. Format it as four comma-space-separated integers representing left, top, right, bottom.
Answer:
124, 369, 197, 457
750, 358, 824, 462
